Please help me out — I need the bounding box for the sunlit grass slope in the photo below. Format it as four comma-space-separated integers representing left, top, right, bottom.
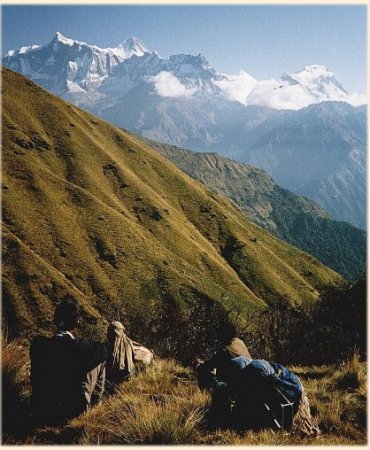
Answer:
2, 68, 342, 338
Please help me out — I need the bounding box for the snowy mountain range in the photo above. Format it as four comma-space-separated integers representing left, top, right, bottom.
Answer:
3, 32, 366, 109
3, 33, 367, 229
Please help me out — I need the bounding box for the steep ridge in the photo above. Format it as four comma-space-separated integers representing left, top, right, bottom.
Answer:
144, 139, 366, 281
2, 68, 342, 339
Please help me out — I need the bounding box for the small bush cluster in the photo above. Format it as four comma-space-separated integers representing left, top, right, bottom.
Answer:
247, 274, 366, 365
119, 273, 366, 369
126, 288, 240, 365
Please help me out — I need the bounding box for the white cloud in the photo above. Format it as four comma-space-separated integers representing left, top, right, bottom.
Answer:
247, 80, 314, 110
214, 70, 257, 105
215, 73, 315, 110
148, 71, 197, 98
148, 69, 367, 110
345, 93, 367, 107
247, 81, 367, 110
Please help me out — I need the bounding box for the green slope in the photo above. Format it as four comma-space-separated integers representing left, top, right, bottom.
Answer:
144, 139, 366, 281
2, 68, 342, 342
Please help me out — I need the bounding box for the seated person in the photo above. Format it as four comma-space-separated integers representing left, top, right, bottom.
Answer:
30, 298, 107, 427
198, 321, 251, 386
212, 356, 321, 436
106, 321, 136, 390
196, 322, 252, 422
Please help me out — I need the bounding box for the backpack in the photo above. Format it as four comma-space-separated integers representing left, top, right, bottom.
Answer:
238, 359, 302, 404
131, 341, 154, 366
228, 357, 302, 430
269, 362, 302, 404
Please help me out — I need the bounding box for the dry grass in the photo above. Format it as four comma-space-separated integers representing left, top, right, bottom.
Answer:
1, 337, 32, 443
2, 338, 366, 445
73, 360, 208, 444
291, 353, 367, 444
30, 359, 210, 445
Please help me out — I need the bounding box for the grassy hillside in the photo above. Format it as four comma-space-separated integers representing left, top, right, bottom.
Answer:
2, 68, 342, 349
144, 139, 366, 281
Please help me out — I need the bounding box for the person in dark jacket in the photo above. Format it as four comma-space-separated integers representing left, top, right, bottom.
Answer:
30, 298, 108, 427
198, 322, 252, 387
196, 322, 252, 422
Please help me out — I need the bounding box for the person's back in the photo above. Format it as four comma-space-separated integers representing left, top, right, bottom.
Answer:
30, 298, 107, 426
196, 322, 252, 424
31, 334, 85, 425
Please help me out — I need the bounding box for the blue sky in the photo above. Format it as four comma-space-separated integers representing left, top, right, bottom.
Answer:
2, 4, 367, 93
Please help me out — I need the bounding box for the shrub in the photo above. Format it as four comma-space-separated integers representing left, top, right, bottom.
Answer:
247, 274, 366, 365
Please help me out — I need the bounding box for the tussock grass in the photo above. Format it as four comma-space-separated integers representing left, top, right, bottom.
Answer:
2, 339, 366, 445
1, 336, 32, 442
293, 353, 367, 443
34, 359, 209, 445
330, 352, 366, 392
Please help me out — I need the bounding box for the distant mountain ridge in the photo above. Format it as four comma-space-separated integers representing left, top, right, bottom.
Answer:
232, 101, 367, 229
3, 33, 367, 229
144, 138, 366, 281
3, 32, 365, 108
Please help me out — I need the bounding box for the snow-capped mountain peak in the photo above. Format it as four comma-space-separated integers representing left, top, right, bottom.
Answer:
241, 63, 366, 110
5, 44, 40, 58
2, 33, 156, 95
3, 34, 366, 109
281, 65, 348, 98
50, 32, 150, 60
51, 31, 101, 51
53, 31, 77, 46
299, 64, 332, 77
119, 36, 151, 58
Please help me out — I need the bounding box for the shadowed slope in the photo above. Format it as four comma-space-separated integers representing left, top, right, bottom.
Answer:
2, 68, 342, 341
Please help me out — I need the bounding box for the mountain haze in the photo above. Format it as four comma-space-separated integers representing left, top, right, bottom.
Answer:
3, 33, 366, 229
234, 101, 367, 229
2, 68, 342, 342
144, 139, 366, 281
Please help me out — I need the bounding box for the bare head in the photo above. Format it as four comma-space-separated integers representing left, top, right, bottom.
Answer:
216, 321, 237, 345
54, 297, 81, 331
